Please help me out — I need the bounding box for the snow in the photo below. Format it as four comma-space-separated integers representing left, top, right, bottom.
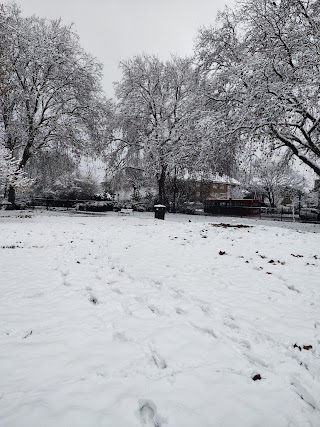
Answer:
183, 171, 241, 186
0, 210, 319, 426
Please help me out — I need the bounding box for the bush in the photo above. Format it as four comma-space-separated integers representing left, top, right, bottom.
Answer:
77, 201, 113, 212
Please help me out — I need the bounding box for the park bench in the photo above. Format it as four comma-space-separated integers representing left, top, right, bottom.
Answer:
119, 208, 134, 216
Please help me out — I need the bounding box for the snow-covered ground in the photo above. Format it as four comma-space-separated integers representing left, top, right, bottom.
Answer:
0, 210, 319, 427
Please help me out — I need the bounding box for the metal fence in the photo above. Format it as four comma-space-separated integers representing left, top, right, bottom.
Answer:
260, 207, 319, 223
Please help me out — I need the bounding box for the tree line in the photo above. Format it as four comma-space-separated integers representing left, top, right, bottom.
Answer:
1, 1, 320, 206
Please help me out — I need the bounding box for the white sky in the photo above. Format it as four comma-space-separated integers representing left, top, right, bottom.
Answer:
15, 0, 234, 98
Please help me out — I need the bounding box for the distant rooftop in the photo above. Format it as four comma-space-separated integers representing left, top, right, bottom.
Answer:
183, 172, 241, 186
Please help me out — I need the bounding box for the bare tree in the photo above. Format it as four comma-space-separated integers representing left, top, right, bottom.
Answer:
0, 3, 105, 204
243, 154, 305, 207
196, 0, 320, 177
110, 54, 202, 204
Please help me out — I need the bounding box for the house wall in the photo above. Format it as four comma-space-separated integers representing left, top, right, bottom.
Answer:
209, 183, 229, 199
194, 182, 242, 201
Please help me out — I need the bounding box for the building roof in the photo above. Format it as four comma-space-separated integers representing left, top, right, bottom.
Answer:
183, 172, 241, 186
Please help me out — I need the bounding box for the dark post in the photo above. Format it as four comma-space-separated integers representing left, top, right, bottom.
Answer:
172, 166, 177, 213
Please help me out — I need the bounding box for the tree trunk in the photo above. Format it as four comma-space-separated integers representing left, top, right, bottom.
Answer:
172, 166, 177, 213
158, 166, 167, 205
266, 189, 274, 207
8, 185, 15, 205
271, 193, 275, 208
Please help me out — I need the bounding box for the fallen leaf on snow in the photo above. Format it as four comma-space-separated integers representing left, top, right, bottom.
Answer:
303, 345, 313, 351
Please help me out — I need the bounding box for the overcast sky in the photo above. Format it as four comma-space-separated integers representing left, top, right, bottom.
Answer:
15, 0, 234, 98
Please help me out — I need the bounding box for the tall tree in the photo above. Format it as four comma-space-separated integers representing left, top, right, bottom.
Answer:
111, 55, 202, 204
0, 3, 105, 204
196, 0, 320, 177
243, 153, 305, 207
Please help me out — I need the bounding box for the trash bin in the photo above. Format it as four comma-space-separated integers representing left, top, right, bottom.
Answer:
154, 204, 166, 220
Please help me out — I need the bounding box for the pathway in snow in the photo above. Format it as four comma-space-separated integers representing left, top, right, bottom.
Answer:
0, 211, 319, 426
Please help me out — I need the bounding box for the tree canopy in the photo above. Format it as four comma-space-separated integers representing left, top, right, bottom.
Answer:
111, 54, 203, 203
196, 0, 320, 178
0, 3, 106, 203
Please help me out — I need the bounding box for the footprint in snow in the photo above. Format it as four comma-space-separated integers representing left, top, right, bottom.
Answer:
150, 348, 167, 369
151, 279, 162, 289
111, 287, 122, 295
287, 284, 301, 293
198, 304, 213, 316
224, 320, 240, 332
138, 399, 165, 427
149, 304, 161, 315
170, 288, 184, 299
175, 307, 186, 315
229, 335, 251, 349
291, 378, 318, 410
113, 330, 128, 342
60, 270, 70, 286
192, 323, 218, 339
244, 351, 268, 368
